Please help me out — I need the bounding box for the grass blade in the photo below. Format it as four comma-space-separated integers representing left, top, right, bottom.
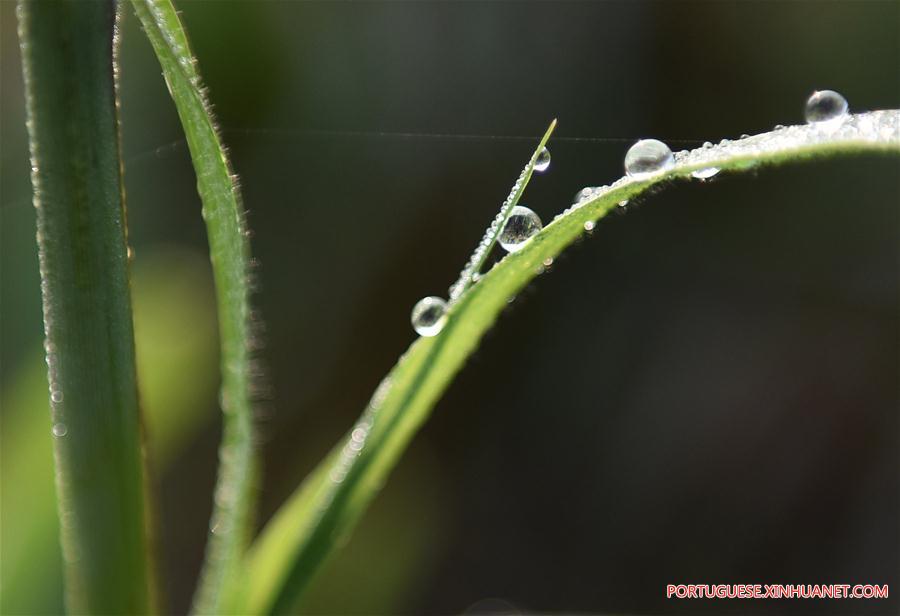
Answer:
129, 1, 257, 613
242, 109, 898, 614
16, 1, 153, 612
448, 120, 556, 301
240, 121, 557, 614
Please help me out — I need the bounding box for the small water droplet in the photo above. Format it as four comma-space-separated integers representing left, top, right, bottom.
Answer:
583, 220, 596, 232
573, 187, 593, 204
52, 423, 67, 438
804, 89, 848, 124
50, 390, 63, 403
618, 200, 629, 208
691, 167, 720, 180
624, 139, 674, 179
410, 296, 448, 337
498, 206, 542, 253
542, 257, 554, 267
702, 141, 713, 149
774, 124, 785, 130
533, 147, 551, 173
740, 133, 750, 139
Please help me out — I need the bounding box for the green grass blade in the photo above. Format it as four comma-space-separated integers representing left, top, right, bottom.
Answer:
16, 1, 153, 612
240, 121, 555, 614
242, 110, 898, 615
448, 120, 557, 301
129, 1, 257, 613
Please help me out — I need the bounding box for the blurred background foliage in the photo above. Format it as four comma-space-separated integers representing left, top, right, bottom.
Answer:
1, 1, 897, 614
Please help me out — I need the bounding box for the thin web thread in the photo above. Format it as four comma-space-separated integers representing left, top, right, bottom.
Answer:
3, 127, 708, 211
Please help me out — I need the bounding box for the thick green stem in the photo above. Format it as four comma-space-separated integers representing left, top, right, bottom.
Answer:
17, 1, 153, 613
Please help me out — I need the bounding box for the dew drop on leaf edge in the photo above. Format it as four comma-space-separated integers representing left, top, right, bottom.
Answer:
411, 296, 448, 337
534, 147, 551, 173
624, 138, 674, 179
499, 205, 543, 253
804, 89, 848, 125
573, 187, 593, 204
691, 166, 720, 180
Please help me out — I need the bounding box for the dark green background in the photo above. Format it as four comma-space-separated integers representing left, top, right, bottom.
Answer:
1, 1, 898, 614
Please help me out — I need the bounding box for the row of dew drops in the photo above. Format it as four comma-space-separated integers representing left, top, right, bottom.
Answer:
410, 90, 850, 337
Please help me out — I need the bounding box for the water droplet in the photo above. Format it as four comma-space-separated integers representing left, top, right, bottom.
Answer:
804, 89, 848, 124
618, 200, 629, 208
624, 139, 674, 179
573, 187, 594, 204
52, 423, 67, 438
410, 296, 448, 337
534, 147, 551, 173
691, 167, 720, 180
498, 206, 542, 253
542, 257, 554, 267
702, 141, 713, 149
50, 390, 63, 403
583, 220, 596, 232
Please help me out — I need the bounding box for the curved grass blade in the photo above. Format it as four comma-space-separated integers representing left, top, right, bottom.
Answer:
16, 1, 153, 612
129, 1, 258, 613
237, 121, 555, 614
242, 109, 898, 614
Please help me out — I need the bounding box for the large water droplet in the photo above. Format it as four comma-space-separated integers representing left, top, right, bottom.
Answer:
534, 147, 551, 173
498, 205, 542, 252
624, 139, 674, 179
691, 167, 720, 180
804, 90, 848, 124
52, 423, 67, 438
410, 296, 448, 337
